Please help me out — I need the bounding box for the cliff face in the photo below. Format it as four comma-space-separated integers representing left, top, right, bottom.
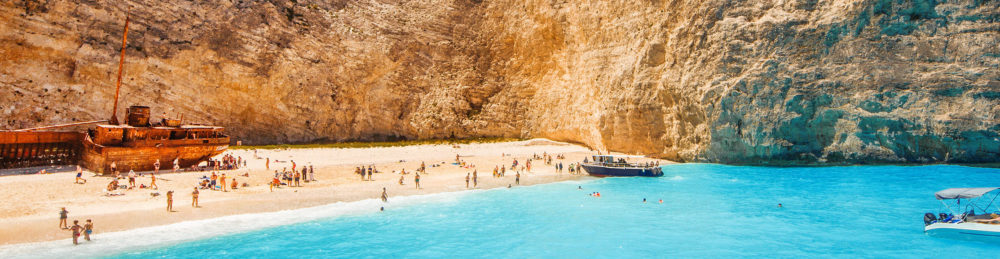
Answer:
2, 0, 999, 165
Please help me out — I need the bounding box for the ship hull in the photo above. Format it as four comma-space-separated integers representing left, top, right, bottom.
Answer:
581, 164, 663, 177
81, 136, 228, 175
0, 131, 84, 169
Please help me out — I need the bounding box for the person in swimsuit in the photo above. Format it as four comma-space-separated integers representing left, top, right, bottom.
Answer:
154, 159, 161, 174
220, 173, 228, 192
414, 173, 421, 189
192, 187, 199, 207
83, 219, 93, 241
473, 170, 478, 188
166, 191, 174, 212
381, 187, 388, 202
69, 220, 82, 245
173, 158, 180, 173
150, 172, 158, 190
75, 166, 86, 184
465, 173, 470, 189
59, 207, 68, 229
294, 171, 300, 187
128, 170, 137, 188
515, 172, 520, 185
399, 175, 405, 185
231, 178, 238, 190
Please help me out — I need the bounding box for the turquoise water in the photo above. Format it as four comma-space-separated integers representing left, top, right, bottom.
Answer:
111, 164, 1000, 258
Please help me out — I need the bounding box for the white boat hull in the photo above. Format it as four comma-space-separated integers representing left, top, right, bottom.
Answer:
925, 222, 1000, 242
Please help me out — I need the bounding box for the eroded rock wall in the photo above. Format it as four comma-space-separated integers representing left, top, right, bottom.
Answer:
2, 0, 999, 164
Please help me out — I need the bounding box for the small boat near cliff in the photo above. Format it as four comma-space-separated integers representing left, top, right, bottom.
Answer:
924, 187, 1000, 242
580, 155, 663, 177
0, 12, 228, 174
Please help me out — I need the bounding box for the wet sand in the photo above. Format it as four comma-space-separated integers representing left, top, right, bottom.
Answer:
0, 139, 668, 245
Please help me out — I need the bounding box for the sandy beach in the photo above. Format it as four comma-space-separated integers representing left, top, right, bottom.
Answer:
0, 139, 668, 246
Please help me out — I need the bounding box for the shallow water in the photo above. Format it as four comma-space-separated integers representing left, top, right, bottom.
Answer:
8, 164, 1000, 258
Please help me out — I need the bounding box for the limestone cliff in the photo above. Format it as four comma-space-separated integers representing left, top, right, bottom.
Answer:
2, 0, 999, 165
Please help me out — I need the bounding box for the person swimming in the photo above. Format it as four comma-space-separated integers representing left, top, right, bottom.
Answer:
658, 199, 663, 204
643, 198, 646, 203
778, 203, 783, 208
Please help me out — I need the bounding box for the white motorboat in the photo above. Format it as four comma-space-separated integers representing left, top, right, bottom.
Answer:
924, 187, 1000, 242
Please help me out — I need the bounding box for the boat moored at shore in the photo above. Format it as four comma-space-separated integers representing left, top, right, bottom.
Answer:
580, 155, 663, 177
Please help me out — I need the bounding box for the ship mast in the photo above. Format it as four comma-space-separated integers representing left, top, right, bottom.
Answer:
109, 11, 130, 125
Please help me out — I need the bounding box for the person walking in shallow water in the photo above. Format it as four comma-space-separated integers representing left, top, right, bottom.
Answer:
68, 220, 82, 245
83, 219, 93, 241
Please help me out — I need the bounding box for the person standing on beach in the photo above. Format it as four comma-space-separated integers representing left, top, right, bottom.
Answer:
173, 158, 180, 173
75, 166, 86, 184
83, 219, 93, 241
58, 207, 68, 229
166, 191, 174, 212
465, 173, 470, 189
154, 159, 161, 174
266, 158, 270, 170
309, 165, 315, 181
191, 187, 199, 207
368, 167, 373, 181
110, 162, 117, 176
294, 171, 301, 187
128, 170, 137, 188
291, 160, 297, 173
381, 187, 388, 202
220, 173, 228, 192
150, 172, 158, 190
473, 170, 478, 188
516, 171, 520, 185
69, 220, 82, 245
414, 173, 421, 189
301, 167, 308, 183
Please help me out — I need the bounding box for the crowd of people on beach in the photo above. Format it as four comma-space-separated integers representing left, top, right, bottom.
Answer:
53, 148, 601, 246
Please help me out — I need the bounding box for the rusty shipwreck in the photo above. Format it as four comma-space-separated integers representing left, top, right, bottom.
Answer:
0, 13, 229, 174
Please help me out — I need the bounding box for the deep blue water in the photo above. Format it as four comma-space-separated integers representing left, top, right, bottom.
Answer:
110, 164, 1000, 258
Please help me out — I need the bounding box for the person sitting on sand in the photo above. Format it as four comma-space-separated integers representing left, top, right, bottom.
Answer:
399, 175, 405, 185
69, 220, 82, 245
107, 179, 117, 192
231, 178, 238, 190
83, 219, 93, 241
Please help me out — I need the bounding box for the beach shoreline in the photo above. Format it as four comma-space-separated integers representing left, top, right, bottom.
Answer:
0, 139, 670, 246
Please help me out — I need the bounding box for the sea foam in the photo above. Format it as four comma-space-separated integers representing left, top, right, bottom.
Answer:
0, 190, 473, 258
